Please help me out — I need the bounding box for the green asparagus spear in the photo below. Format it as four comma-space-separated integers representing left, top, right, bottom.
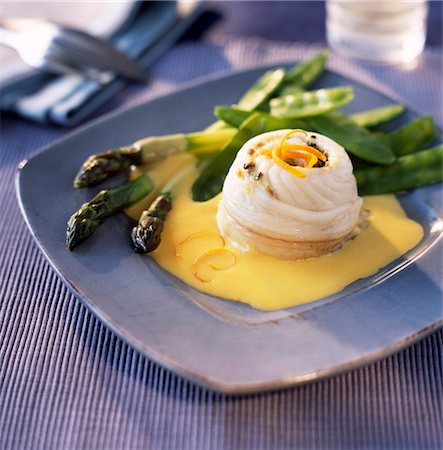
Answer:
355, 144, 443, 195
131, 193, 172, 254
74, 146, 143, 188
384, 117, 434, 156
74, 129, 235, 188
131, 167, 192, 253
270, 86, 354, 119
186, 130, 236, 156
191, 113, 307, 201
307, 112, 395, 164
349, 104, 404, 127
67, 173, 154, 250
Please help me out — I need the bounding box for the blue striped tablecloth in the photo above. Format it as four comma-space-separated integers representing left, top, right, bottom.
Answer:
1, 39, 442, 450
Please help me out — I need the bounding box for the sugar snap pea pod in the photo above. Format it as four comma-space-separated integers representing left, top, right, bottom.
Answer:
204, 120, 233, 132
212, 51, 329, 125
277, 85, 304, 97
238, 51, 329, 108
205, 68, 286, 131
270, 86, 354, 119
384, 117, 434, 157
349, 104, 404, 127
283, 50, 329, 90
349, 155, 373, 172
236, 68, 286, 111
217, 95, 400, 130
216, 95, 356, 128
210, 52, 328, 129
191, 113, 307, 201
307, 112, 395, 164
214, 106, 253, 128
355, 144, 443, 196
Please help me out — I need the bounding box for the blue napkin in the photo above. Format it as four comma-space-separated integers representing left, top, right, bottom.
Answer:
0, 1, 204, 127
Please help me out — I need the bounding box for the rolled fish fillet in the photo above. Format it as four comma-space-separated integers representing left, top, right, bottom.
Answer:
216, 129, 365, 260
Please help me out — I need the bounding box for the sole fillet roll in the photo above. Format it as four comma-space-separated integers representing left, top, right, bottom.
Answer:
216, 129, 365, 260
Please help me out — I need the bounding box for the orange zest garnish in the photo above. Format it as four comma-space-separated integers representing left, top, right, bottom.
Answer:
272, 146, 306, 178
261, 129, 327, 178
260, 149, 272, 157
175, 231, 225, 258
260, 129, 308, 158
192, 248, 237, 283
176, 232, 237, 283
283, 143, 327, 162
282, 150, 318, 168
286, 129, 308, 137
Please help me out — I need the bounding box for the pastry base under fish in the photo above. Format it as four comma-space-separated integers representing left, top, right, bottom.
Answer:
217, 201, 368, 260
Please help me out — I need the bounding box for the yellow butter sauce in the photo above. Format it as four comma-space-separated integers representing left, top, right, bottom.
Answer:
125, 153, 196, 219
127, 158, 423, 311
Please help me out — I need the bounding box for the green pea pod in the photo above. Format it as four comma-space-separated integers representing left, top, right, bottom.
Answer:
214, 87, 353, 128
216, 103, 402, 131
355, 144, 443, 195
205, 68, 286, 131
278, 85, 305, 97
307, 112, 395, 164
236, 68, 286, 111
270, 86, 354, 119
214, 106, 253, 128
191, 113, 306, 201
204, 120, 234, 132
350, 104, 404, 127
384, 117, 435, 156
284, 50, 329, 88
212, 52, 328, 127
349, 156, 373, 172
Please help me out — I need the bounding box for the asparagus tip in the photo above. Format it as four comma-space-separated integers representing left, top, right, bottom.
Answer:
74, 146, 136, 188
131, 215, 164, 254
66, 215, 81, 251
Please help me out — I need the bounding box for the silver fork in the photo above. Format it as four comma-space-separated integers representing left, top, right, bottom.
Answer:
0, 18, 147, 82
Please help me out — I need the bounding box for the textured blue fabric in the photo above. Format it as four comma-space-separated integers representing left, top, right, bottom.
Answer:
0, 1, 204, 127
1, 39, 442, 450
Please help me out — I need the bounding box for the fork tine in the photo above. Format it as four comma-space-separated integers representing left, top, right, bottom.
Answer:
1, 17, 147, 82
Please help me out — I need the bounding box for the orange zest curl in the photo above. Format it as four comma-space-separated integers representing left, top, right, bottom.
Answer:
260, 129, 308, 158
283, 143, 327, 162
192, 248, 237, 283
260, 149, 272, 157
283, 150, 318, 168
175, 231, 225, 258
262, 129, 327, 178
285, 129, 308, 138
176, 232, 237, 283
272, 145, 306, 178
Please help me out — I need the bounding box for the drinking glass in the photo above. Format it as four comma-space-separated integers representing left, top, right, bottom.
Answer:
326, 0, 428, 64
